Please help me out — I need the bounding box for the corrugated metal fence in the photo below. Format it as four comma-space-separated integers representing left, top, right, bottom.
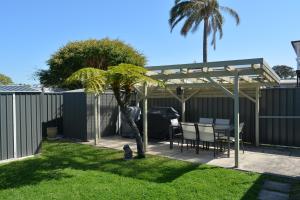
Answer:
41, 93, 63, 137
0, 93, 42, 161
63, 91, 119, 141
2, 88, 300, 162
148, 88, 300, 147
260, 88, 300, 146
148, 97, 255, 143
38, 88, 300, 147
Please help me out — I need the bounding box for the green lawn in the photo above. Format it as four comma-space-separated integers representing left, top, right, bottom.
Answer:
0, 140, 273, 200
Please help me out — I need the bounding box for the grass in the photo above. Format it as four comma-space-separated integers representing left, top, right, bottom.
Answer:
0, 140, 282, 200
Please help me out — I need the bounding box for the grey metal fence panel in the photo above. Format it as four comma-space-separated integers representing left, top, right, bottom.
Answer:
99, 92, 118, 137
0, 94, 14, 160
63, 92, 87, 140
63, 91, 119, 141
0, 93, 42, 161
41, 93, 63, 137
86, 94, 94, 140
86, 92, 119, 139
148, 88, 300, 147
15, 93, 42, 158
260, 88, 300, 147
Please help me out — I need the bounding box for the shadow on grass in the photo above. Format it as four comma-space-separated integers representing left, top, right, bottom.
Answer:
0, 140, 199, 190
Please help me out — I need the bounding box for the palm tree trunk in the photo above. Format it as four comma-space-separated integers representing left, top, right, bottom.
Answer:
203, 18, 208, 63
113, 89, 145, 158
120, 106, 145, 158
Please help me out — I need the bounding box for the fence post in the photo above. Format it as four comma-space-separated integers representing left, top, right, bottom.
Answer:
12, 93, 17, 158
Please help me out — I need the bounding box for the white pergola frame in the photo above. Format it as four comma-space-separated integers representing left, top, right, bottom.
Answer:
139, 58, 280, 168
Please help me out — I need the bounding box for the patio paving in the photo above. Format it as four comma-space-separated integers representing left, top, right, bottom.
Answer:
91, 136, 300, 178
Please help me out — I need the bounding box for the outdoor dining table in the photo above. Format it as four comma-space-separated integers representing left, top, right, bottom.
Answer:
169, 124, 234, 158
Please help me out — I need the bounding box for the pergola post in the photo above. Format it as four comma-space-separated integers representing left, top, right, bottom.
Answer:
255, 86, 260, 146
94, 95, 100, 145
234, 73, 240, 168
143, 82, 148, 151
181, 93, 186, 122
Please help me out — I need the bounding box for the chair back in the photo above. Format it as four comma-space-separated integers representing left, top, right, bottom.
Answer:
199, 117, 214, 124
195, 123, 215, 142
180, 122, 198, 140
214, 118, 231, 130
239, 122, 245, 134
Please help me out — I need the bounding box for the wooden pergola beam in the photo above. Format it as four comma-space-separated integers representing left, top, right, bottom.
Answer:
205, 76, 234, 98
147, 58, 265, 71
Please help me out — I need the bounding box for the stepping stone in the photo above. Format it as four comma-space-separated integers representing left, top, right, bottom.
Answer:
290, 194, 300, 200
263, 180, 291, 193
258, 189, 289, 200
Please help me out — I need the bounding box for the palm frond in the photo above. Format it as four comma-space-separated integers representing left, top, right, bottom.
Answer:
220, 6, 240, 25
66, 68, 106, 94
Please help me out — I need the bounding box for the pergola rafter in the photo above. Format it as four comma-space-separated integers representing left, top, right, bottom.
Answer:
140, 58, 280, 168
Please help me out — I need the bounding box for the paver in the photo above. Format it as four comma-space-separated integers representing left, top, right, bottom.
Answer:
258, 189, 289, 200
263, 180, 291, 193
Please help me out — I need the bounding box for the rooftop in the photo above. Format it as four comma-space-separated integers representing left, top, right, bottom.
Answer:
0, 85, 41, 93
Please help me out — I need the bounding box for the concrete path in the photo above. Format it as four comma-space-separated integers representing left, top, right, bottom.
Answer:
89, 136, 300, 178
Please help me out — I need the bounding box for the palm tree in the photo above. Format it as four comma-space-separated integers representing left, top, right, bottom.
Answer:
169, 0, 240, 63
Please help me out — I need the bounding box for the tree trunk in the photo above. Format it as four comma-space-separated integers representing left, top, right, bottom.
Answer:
203, 18, 208, 63
120, 106, 145, 158
112, 89, 145, 158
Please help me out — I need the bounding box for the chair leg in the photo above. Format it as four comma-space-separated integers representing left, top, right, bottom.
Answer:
181, 139, 183, 152
213, 142, 216, 157
196, 140, 199, 154
227, 141, 230, 158
241, 140, 245, 154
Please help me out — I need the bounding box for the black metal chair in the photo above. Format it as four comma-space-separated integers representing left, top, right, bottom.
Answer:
179, 122, 200, 154
218, 122, 245, 154
195, 123, 219, 157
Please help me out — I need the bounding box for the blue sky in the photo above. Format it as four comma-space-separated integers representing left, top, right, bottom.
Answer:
0, 0, 299, 84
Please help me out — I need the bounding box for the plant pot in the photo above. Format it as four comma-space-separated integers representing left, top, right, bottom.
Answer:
47, 127, 58, 139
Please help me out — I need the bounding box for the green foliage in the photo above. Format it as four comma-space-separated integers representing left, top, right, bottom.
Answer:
106, 64, 158, 91
66, 68, 106, 94
0, 73, 13, 85
272, 65, 296, 79
0, 140, 268, 200
37, 38, 146, 87
66, 64, 159, 95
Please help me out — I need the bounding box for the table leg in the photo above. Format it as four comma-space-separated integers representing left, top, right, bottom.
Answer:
227, 132, 230, 157
169, 126, 173, 149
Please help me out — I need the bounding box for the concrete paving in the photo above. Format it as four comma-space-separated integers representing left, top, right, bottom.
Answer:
90, 136, 300, 178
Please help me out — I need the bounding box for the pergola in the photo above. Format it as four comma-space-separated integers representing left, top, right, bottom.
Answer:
139, 58, 280, 168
